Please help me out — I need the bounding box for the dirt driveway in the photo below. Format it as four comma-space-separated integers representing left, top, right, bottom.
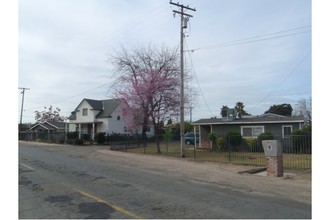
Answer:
94, 149, 311, 204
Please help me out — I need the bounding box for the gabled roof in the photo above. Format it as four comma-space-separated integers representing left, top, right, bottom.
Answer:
192, 114, 304, 125
85, 99, 103, 110
30, 121, 66, 131
95, 99, 123, 118
68, 112, 76, 120
68, 98, 126, 120
74, 98, 103, 111
44, 121, 66, 129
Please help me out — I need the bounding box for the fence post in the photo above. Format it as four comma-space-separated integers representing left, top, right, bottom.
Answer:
228, 142, 231, 163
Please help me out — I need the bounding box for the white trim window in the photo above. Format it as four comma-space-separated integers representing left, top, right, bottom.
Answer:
282, 125, 292, 138
241, 126, 264, 138
82, 108, 88, 116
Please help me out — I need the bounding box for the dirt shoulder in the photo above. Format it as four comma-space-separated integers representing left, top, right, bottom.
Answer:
94, 149, 311, 204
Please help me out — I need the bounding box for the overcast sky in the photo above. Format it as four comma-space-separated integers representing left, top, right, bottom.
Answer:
18, 0, 311, 124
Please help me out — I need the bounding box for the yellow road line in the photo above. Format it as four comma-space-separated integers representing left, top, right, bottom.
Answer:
74, 189, 142, 219
20, 163, 35, 171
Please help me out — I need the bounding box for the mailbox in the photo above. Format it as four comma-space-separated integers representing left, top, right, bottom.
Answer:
262, 140, 282, 157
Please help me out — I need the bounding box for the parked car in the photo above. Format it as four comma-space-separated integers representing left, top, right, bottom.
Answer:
184, 132, 199, 145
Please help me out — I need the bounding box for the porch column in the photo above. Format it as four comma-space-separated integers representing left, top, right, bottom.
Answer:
92, 123, 95, 141
78, 124, 81, 139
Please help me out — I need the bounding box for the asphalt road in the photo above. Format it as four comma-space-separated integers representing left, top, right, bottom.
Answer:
19, 142, 311, 219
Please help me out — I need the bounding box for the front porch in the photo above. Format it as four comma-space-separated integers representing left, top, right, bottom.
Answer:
69, 122, 102, 140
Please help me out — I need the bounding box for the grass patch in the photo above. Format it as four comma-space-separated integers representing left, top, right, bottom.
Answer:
125, 141, 311, 169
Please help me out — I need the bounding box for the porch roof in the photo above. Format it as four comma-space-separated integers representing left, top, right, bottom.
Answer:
67, 121, 103, 124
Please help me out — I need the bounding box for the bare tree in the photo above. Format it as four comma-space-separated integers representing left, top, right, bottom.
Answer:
294, 97, 312, 124
110, 44, 194, 153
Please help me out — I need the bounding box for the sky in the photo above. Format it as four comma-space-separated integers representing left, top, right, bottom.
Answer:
17, 0, 312, 124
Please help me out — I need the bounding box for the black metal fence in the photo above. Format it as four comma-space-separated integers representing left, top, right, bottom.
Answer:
19, 131, 311, 170
125, 135, 311, 170
186, 135, 311, 169
19, 130, 66, 144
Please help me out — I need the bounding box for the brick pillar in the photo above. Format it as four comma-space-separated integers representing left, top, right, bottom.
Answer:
266, 155, 283, 177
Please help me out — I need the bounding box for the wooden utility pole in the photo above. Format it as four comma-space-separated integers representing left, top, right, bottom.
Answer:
170, 1, 196, 157
19, 87, 30, 130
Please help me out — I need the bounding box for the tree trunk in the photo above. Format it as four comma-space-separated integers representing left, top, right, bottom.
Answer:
156, 136, 161, 154
142, 126, 147, 148
154, 123, 161, 154
142, 111, 149, 148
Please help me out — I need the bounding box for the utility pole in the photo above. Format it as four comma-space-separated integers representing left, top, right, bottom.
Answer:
19, 87, 30, 131
170, 1, 196, 157
189, 106, 192, 123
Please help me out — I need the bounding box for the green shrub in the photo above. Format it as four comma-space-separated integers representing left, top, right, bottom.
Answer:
225, 131, 243, 146
216, 137, 225, 151
163, 129, 173, 142
208, 132, 217, 141
108, 133, 126, 142
245, 137, 257, 151
67, 131, 78, 140
302, 124, 311, 133
290, 129, 311, 154
257, 132, 273, 149
208, 132, 218, 151
94, 132, 106, 144
74, 138, 84, 145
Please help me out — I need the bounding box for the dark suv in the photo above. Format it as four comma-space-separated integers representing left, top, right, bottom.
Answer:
184, 132, 199, 145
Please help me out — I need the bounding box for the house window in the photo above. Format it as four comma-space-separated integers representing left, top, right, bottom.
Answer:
117, 115, 121, 120
282, 125, 292, 138
241, 126, 264, 138
82, 108, 88, 116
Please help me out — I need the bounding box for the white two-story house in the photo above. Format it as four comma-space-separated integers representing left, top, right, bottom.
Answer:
68, 98, 154, 140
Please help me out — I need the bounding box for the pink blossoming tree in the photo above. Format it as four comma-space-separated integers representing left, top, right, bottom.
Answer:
35, 105, 66, 122
110, 44, 193, 153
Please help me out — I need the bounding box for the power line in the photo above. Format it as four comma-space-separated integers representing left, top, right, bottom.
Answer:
52, 82, 112, 105
24, 82, 111, 112
185, 40, 213, 116
248, 49, 311, 113
187, 26, 311, 52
